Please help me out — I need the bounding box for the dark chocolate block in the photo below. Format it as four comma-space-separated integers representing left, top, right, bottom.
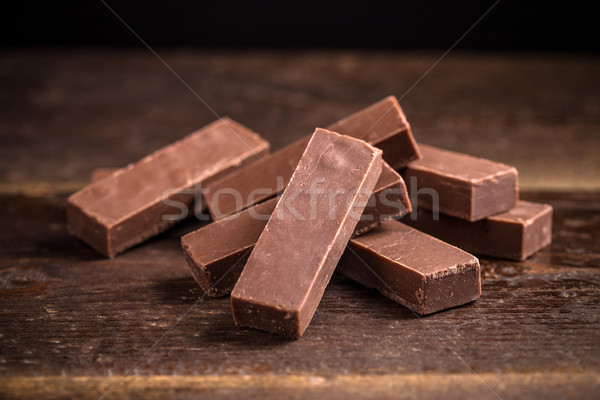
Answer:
338, 220, 481, 315
182, 162, 410, 297
67, 118, 269, 257
204, 95, 420, 220
403, 200, 553, 260
230, 129, 382, 338
403, 144, 518, 221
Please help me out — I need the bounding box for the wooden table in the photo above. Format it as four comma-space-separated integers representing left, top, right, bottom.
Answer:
1, 50, 599, 399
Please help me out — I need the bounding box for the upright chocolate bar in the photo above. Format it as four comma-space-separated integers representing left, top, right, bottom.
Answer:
182, 163, 409, 297
403, 200, 553, 260
231, 129, 382, 338
338, 220, 481, 315
67, 118, 269, 257
403, 144, 518, 221
204, 96, 420, 219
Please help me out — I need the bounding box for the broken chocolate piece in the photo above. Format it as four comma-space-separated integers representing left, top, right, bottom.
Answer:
67, 118, 269, 257
230, 128, 382, 338
403, 144, 518, 221
403, 200, 553, 261
204, 95, 420, 220
338, 220, 481, 315
182, 162, 410, 297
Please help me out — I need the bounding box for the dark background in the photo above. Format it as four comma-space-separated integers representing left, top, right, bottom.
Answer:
1, 0, 598, 51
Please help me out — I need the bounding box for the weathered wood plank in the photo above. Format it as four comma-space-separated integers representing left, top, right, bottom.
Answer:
0, 193, 598, 394
0, 51, 599, 191
0, 51, 599, 398
1, 373, 599, 400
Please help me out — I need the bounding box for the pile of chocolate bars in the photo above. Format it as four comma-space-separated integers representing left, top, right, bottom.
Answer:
67, 96, 553, 338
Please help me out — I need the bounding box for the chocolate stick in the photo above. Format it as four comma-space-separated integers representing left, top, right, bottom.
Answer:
403, 200, 553, 260
230, 129, 382, 338
403, 144, 518, 221
204, 96, 420, 220
181, 162, 410, 297
338, 220, 481, 315
68, 118, 269, 257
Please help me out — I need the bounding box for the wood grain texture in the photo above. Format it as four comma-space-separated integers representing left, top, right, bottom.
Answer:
0, 51, 599, 398
0, 192, 599, 399
0, 51, 598, 192
1, 373, 599, 400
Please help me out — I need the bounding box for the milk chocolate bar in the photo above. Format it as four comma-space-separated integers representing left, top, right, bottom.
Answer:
67, 118, 269, 257
355, 162, 411, 235
90, 168, 118, 182
91, 167, 211, 213
183, 198, 276, 297
403, 144, 518, 221
230, 129, 382, 338
327, 96, 419, 167
181, 163, 409, 297
204, 96, 420, 219
338, 220, 481, 315
204, 137, 309, 220
93, 161, 408, 237
403, 200, 553, 260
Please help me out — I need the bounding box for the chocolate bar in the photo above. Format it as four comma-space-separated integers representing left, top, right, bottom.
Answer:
93, 162, 409, 239
327, 95, 419, 167
355, 162, 411, 235
338, 220, 481, 315
67, 118, 269, 257
90, 167, 212, 213
181, 162, 410, 297
183, 198, 276, 297
403, 200, 553, 260
204, 137, 309, 220
403, 144, 518, 221
230, 129, 382, 338
204, 96, 420, 219
90, 168, 117, 182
